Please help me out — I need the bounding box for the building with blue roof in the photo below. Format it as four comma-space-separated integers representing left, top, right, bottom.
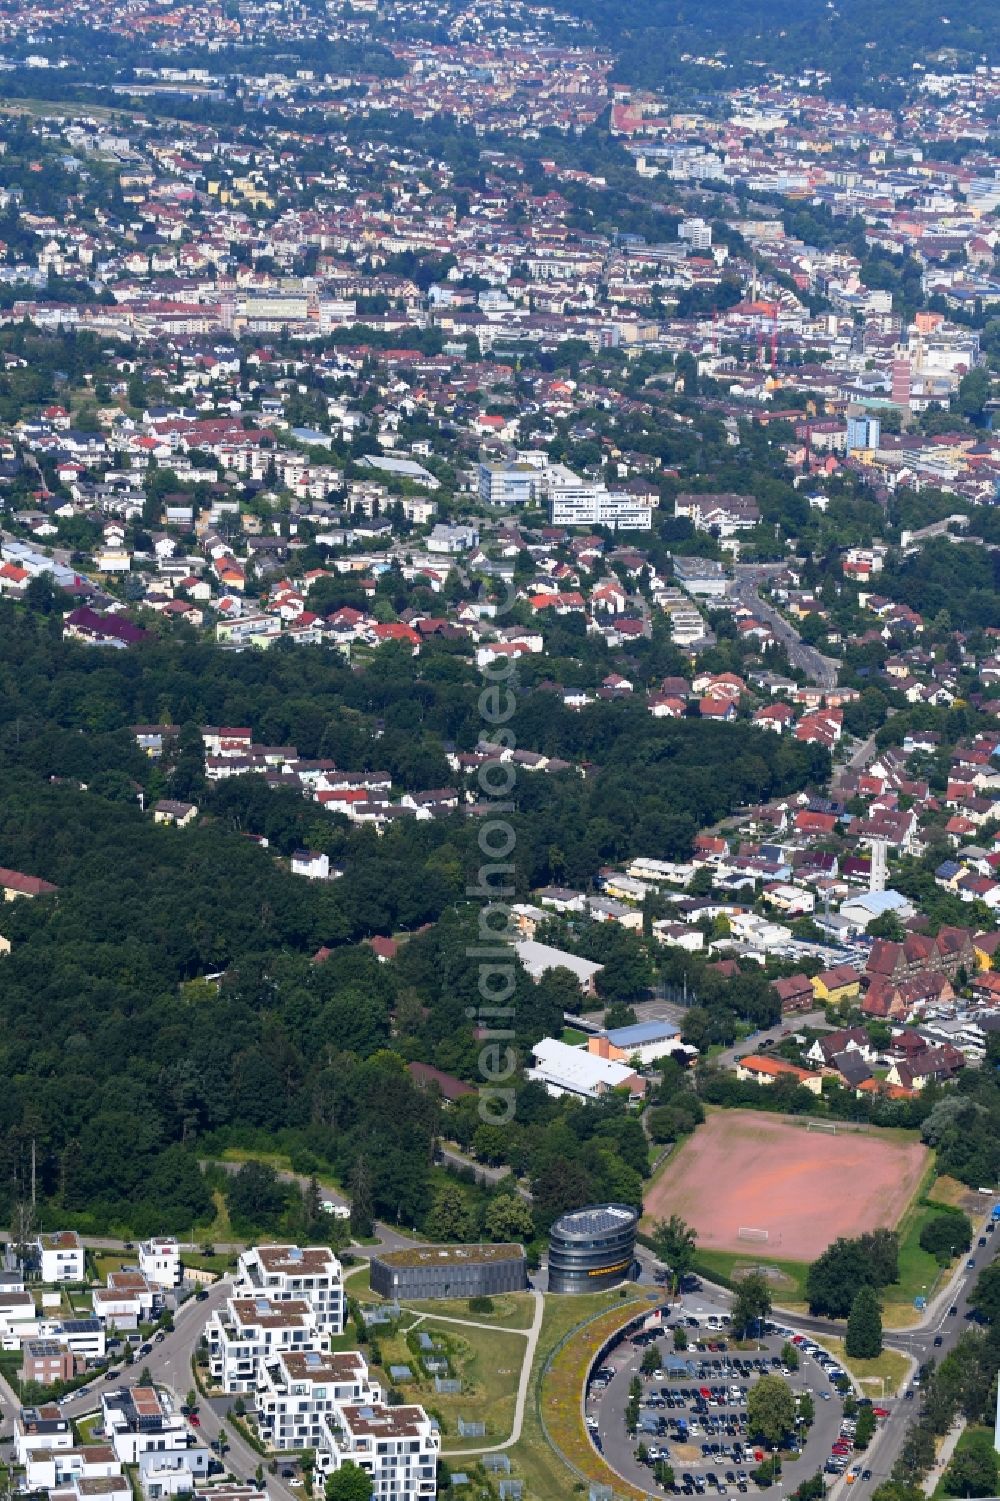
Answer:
600, 1018, 681, 1067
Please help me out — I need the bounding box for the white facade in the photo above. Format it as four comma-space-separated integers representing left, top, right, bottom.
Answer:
257, 1349, 381, 1452
317, 1401, 439, 1501
25, 1444, 122, 1491
234, 1245, 344, 1334
14, 1405, 74, 1463
102, 1387, 192, 1465
139, 1238, 182, 1288
38, 1317, 106, 1362
0, 1290, 39, 1349
139, 1447, 211, 1498
208, 1296, 328, 1393
37, 1232, 86, 1284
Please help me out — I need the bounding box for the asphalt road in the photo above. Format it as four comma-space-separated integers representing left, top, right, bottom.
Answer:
731, 567, 839, 692
846, 1218, 1000, 1501
54, 1277, 300, 1501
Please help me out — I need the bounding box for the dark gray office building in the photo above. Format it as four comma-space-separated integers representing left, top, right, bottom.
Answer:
370, 1242, 527, 1300
548, 1203, 639, 1294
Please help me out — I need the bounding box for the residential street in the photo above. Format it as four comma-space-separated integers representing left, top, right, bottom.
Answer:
731, 567, 839, 691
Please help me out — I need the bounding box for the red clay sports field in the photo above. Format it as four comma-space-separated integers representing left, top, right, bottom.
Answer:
644, 1110, 928, 1262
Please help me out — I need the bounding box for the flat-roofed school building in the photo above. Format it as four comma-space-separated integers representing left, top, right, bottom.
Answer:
369, 1243, 527, 1300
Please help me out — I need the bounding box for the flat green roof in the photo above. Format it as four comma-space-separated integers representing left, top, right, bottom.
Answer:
374, 1242, 525, 1270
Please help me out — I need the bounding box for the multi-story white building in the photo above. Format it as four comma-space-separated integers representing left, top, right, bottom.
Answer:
24, 1442, 122, 1492
478, 462, 536, 508
102, 1386, 194, 1465
257, 1349, 380, 1452
208, 1296, 327, 1393
0, 1289, 39, 1349
14, 1404, 74, 1463
317, 1401, 439, 1501
234, 1245, 344, 1335
139, 1238, 182, 1288
36, 1231, 86, 1284
543, 464, 652, 529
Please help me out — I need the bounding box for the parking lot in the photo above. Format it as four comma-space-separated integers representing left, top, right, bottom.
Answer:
587, 1301, 881, 1495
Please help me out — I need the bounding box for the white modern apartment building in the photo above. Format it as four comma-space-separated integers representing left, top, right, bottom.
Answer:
234, 1245, 344, 1335
37, 1231, 86, 1283
257, 1349, 381, 1452
14, 1404, 73, 1464
101, 1386, 195, 1465
0, 1289, 39, 1349
478, 461, 536, 507
24, 1443, 122, 1492
317, 1401, 439, 1501
208, 1296, 328, 1393
543, 464, 653, 530
139, 1238, 182, 1288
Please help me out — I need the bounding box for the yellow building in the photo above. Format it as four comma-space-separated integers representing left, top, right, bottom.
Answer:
810, 963, 862, 1006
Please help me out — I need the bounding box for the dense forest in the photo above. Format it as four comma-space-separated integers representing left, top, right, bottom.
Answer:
0, 607, 822, 1240
561, 0, 999, 100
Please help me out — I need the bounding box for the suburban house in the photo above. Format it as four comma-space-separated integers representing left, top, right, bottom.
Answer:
139, 1238, 182, 1288
771, 974, 815, 1015
811, 964, 862, 1006
36, 1232, 85, 1284
735, 1055, 823, 1095
14, 1404, 73, 1464
0, 867, 58, 900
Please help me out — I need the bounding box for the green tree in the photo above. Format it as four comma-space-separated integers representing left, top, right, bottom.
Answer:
424, 1183, 476, 1242
483, 1191, 534, 1244
919, 1211, 973, 1265
731, 1272, 773, 1338
228, 1161, 287, 1228
324, 1463, 373, 1501
349, 1155, 374, 1238
747, 1374, 796, 1448
846, 1286, 883, 1360
641, 1344, 661, 1376
970, 1262, 1000, 1324
943, 1429, 999, 1498
651, 1214, 697, 1294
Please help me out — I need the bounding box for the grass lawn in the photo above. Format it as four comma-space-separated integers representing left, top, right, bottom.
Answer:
75, 1414, 104, 1444
927, 1176, 976, 1210
560, 1027, 587, 1045
930, 1424, 992, 1499
194, 1188, 234, 1244
94, 1253, 138, 1282
182, 1251, 237, 1275
817, 1336, 911, 1397
370, 1317, 528, 1443
525, 1288, 657, 1501
694, 1248, 810, 1302
402, 1293, 537, 1330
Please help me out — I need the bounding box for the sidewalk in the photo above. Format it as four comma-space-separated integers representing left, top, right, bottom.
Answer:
922, 1417, 966, 1496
